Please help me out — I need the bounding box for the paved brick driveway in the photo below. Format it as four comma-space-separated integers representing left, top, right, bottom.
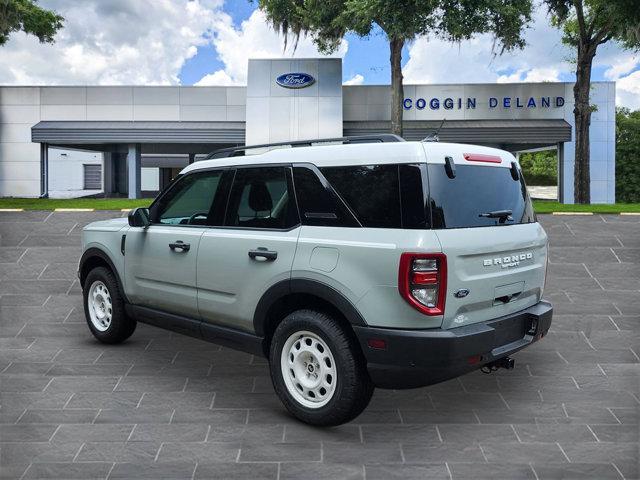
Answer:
0, 211, 638, 480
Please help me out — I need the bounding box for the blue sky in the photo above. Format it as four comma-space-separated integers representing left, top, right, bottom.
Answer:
1, 0, 637, 108
178, 4, 401, 86
178, 1, 617, 86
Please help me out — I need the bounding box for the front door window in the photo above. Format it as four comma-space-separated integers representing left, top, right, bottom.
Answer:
152, 170, 224, 226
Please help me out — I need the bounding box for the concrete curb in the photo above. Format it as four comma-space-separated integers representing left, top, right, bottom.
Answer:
551, 212, 594, 215
54, 208, 95, 212
0, 208, 24, 212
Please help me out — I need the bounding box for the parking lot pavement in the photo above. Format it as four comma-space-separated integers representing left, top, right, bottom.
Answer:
0, 211, 638, 480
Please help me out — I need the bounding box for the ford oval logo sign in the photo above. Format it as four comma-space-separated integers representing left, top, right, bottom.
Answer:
276, 73, 315, 89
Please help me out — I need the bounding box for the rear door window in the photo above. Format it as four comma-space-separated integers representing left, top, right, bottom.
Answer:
224, 166, 298, 230
427, 164, 535, 229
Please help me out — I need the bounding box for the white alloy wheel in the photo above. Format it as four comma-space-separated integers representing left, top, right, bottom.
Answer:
87, 280, 113, 332
281, 330, 338, 408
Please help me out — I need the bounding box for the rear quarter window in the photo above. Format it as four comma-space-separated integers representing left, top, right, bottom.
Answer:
427, 163, 535, 229
292, 165, 359, 227
321, 164, 402, 228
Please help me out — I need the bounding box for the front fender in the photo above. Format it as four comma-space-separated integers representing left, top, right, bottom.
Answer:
79, 245, 128, 303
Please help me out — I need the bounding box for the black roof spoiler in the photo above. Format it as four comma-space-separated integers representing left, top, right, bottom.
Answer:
205, 134, 405, 159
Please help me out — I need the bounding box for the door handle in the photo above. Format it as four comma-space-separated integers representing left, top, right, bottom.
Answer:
169, 241, 190, 252
248, 247, 277, 261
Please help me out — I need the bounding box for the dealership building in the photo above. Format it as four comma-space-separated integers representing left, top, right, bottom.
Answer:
0, 58, 616, 203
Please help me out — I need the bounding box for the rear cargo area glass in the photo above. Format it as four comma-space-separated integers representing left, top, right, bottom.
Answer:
427, 164, 535, 229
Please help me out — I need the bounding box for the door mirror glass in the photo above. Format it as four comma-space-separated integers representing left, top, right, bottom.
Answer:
128, 207, 150, 228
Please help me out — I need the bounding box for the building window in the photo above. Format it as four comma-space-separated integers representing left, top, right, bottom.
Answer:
83, 164, 102, 190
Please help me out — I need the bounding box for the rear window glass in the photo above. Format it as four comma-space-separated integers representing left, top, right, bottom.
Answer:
321, 165, 401, 228
427, 164, 535, 229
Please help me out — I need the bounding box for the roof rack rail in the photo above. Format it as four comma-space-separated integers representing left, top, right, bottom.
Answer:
205, 134, 404, 159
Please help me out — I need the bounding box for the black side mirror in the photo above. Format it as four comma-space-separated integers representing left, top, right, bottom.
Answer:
128, 207, 150, 228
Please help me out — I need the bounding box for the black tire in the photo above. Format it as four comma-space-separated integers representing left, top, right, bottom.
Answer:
269, 309, 374, 426
83, 266, 136, 344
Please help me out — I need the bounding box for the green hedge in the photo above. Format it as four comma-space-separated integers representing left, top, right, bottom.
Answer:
616, 108, 640, 203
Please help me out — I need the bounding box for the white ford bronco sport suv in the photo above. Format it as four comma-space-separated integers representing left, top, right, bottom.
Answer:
80, 135, 552, 426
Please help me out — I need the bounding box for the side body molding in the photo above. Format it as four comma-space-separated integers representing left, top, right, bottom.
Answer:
253, 278, 367, 337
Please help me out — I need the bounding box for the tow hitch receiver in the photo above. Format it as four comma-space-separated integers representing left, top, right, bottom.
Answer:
481, 356, 515, 374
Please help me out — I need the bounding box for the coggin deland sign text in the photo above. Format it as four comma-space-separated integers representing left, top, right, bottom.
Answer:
403, 95, 565, 110
274, 71, 566, 113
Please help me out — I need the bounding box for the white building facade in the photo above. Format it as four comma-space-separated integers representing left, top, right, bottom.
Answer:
0, 58, 616, 203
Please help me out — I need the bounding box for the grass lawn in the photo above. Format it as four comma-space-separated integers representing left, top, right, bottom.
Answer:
1, 197, 639, 214
532, 201, 640, 214
0, 198, 152, 210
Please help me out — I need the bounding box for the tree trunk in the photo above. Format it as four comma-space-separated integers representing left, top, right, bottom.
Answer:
573, 45, 595, 204
390, 37, 404, 138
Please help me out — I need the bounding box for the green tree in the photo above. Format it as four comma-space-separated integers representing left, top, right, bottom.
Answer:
0, 0, 64, 46
616, 107, 640, 203
544, 0, 640, 204
258, 0, 532, 137
520, 150, 558, 186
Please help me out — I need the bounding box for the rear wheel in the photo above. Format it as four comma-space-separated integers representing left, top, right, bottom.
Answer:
83, 267, 136, 344
269, 309, 374, 426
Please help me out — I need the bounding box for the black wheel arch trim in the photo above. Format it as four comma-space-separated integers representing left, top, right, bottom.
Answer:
79, 247, 129, 303
253, 278, 367, 337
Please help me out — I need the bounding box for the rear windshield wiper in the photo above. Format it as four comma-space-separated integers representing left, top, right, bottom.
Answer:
479, 209, 513, 224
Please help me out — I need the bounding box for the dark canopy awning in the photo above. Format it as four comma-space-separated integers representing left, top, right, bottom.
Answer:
31, 121, 246, 144
32, 119, 571, 150
344, 119, 572, 146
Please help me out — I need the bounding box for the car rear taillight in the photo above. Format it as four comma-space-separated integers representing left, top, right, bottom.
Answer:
398, 253, 447, 316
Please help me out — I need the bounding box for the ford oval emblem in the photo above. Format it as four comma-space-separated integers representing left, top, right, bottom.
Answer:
275, 72, 316, 89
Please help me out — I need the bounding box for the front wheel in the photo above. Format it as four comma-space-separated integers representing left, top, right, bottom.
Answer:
83, 266, 136, 344
269, 310, 374, 426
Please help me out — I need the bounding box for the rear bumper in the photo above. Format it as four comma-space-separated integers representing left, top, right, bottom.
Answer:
353, 300, 552, 389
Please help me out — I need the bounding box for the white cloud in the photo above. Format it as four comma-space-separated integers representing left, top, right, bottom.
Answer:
403, 9, 571, 85
196, 9, 348, 86
0, 2, 346, 87
195, 70, 237, 86
604, 54, 639, 81
0, 0, 223, 85
599, 51, 640, 109
343, 74, 364, 85
402, 7, 639, 108
1, 0, 638, 111
616, 70, 640, 110
497, 67, 561, 83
